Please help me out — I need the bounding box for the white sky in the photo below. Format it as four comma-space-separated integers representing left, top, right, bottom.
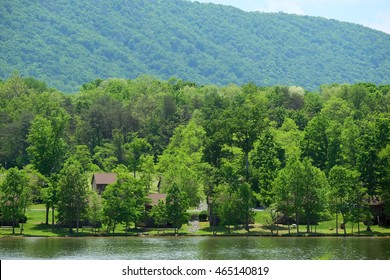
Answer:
192, 0, 390, 34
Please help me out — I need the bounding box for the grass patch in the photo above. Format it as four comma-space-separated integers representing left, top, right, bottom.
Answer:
2, 204, 390, 237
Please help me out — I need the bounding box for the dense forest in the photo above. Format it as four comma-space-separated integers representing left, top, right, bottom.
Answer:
1, 74, 390, 234
1, 0, 390, 92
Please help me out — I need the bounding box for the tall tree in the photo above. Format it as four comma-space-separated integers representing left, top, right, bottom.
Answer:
125, 133, 152, 178
301, 115, 328, 171
166, 183, 189, 234
57, 158, 88, 233
227, 92, 268, 179
27, 114, 67, 177
272, 157, 304, 233
0, 167, 29, 234
328, 165, 362, 235
157, 120, 207, 206
301, 158, 329, 233
250, 128, 281, 206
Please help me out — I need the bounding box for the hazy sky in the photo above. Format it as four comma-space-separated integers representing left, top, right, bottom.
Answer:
192, 0, 390, 34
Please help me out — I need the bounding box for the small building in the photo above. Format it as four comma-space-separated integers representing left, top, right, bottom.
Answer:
144, 193, 167, 228
146, 193, 167, 210
91, 173, 117, 194
368, 196, 390, 226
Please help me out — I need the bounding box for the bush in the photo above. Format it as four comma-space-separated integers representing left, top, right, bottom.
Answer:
199, 211, 208, 222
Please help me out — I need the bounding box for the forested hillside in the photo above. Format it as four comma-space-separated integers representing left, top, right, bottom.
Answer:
1, 75, 390, 233
1, 0, 389, 92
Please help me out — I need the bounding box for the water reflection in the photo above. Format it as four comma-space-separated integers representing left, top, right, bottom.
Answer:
1, 236, 389, 260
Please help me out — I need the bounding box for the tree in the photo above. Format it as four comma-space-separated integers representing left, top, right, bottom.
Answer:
102, 172, 147, 233
235, 182, 255, 232
0, 167, 29, 234
166, 183, 189, 234
272, 164, 295, 234
226, 93, 267, 179
328, 165, 362, 235
264, 204, 279, 235
157, 120, 207, 206
125, 134, 152, 177
379, 144, 390, 218
301, 115, 328, 171
149, 199, 168, 233
250, 128, 281, 206
212, 184, 237, 234
301, 158, 329, 233
272, 157, 328, 234
212, 182, 255, 234
26, 112, 68, 225
272, 117, 302, 160
87, 189, 103, 231
341, 117, 360, 168
57, 158, 88, 233
27, 113, 68, 177
40, 179, 57, 226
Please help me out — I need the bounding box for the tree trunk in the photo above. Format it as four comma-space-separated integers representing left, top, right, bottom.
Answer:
342, 215, 347, 236
76, 210, 80, 233
12, 218, 15, 235
307, 217, 310, 233
336, 213, 339, 235
45, 206, 50, 225
51, 207, 55, 231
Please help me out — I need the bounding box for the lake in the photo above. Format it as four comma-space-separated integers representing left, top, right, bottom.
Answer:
1, 236, 390, 260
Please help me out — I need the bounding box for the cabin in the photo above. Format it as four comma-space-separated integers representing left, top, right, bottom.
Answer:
144, 193, 167, 227
91, 173, 117, 194
368, 196, 390, 226
146, 193, 167, 211
91, 173, 167, 227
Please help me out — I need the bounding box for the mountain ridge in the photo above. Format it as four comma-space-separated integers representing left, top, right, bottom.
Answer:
0, 0, 389, 92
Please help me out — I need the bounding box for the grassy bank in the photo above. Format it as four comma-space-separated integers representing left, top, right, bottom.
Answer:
1, 204, 390, 237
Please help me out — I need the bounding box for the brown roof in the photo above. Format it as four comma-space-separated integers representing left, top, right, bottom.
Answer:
92, 173, 117, 185
147, 193, 167, 206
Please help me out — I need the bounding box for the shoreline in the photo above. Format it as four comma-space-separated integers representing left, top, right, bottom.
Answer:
2, 232, 390, 238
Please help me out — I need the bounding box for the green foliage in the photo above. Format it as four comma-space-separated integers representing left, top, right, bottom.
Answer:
102, 173, 147, 233
273, 157, 328, 233
149, 199, 168, 230
27, 114, 68, 177
250, 128, 281, 206
1, 0, 389, 92
212, 182, 255, 233
57, 158, 88, 233
1, 72, 390, 231
166, 183, 189, 234
158, 120, 208, 206
0, 167, 29, 234
328, 165, 365, 235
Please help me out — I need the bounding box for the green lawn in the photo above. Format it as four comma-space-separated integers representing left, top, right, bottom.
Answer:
1, 204, 390, 237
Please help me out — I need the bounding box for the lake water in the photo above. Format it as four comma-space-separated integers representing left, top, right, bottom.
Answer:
1, 236, 390, 260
